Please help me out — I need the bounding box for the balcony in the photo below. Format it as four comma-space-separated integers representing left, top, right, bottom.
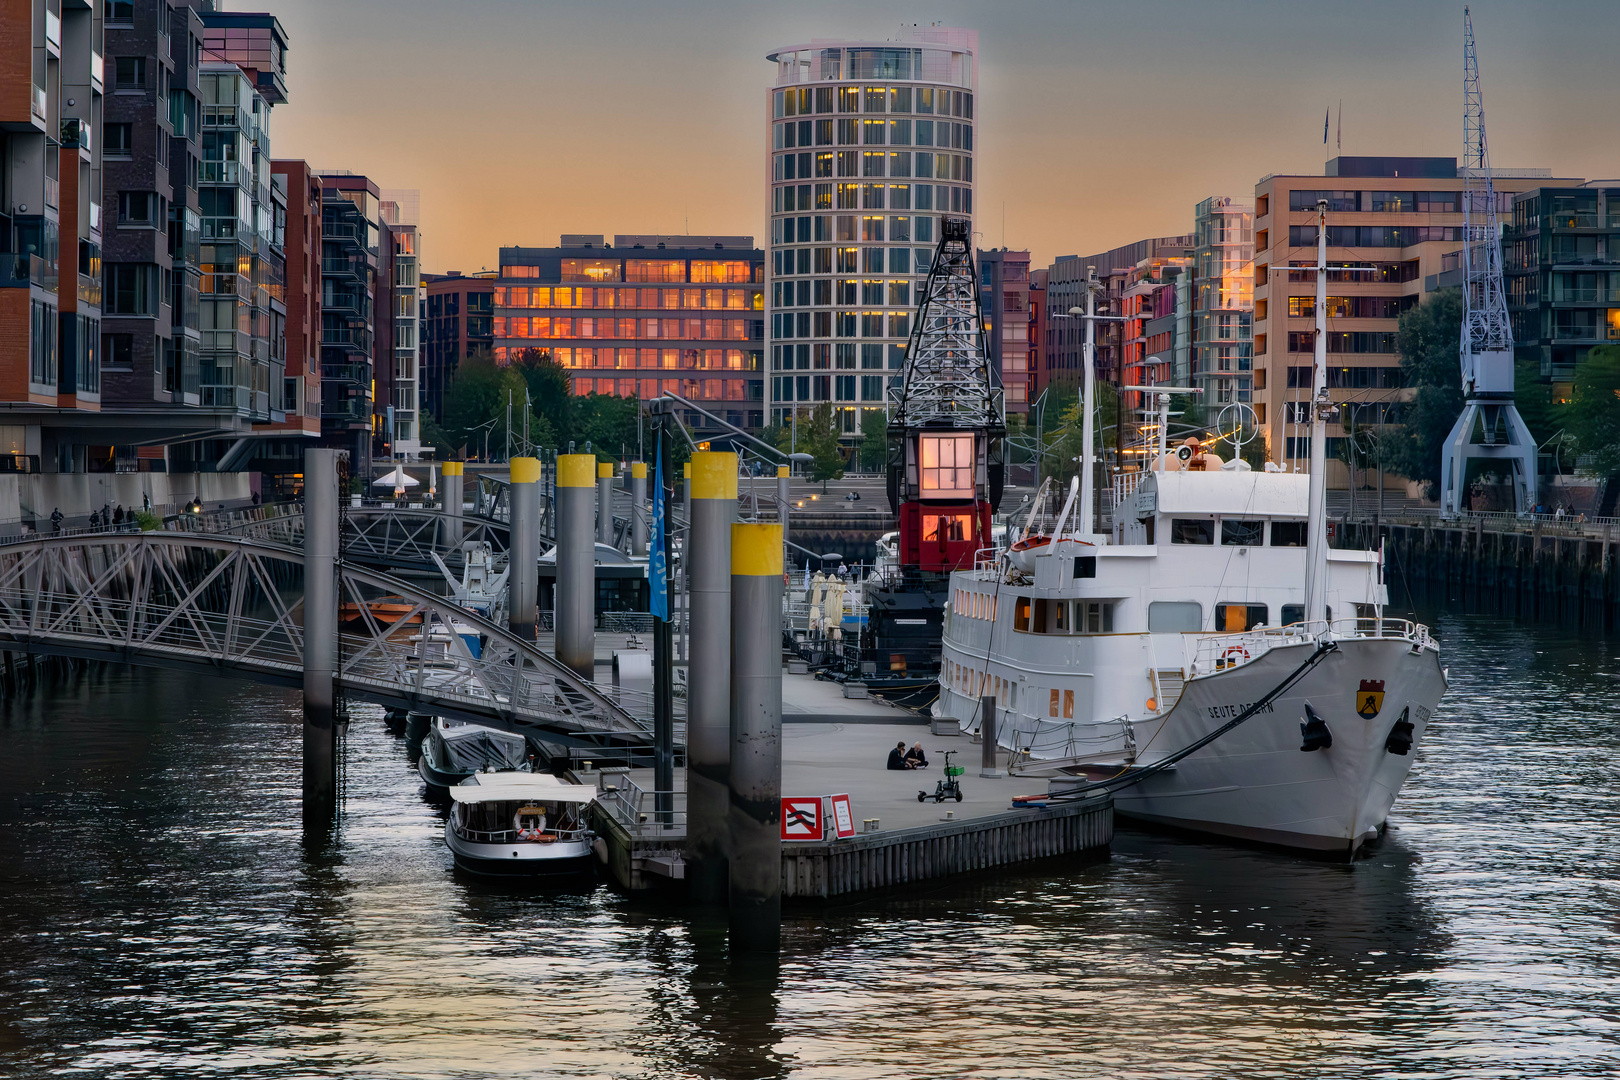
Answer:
89, 202, 101, 234
199, 160, 241, 185
322, 397, 371, 424
0, 255, 58, 292
321, 328, 373, 353
91, 51, 102, 92
201, 384, 250, 411
78, 274, 101, 309
30, 85, 46, 122
60, 118, 89, 153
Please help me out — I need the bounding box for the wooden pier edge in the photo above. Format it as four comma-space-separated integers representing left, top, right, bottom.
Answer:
781, 796, 1113, 899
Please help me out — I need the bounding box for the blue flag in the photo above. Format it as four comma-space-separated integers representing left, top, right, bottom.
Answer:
649, 436, 668, 621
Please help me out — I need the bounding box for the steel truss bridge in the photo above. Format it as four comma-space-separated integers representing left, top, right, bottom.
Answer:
0, 532, 651, 751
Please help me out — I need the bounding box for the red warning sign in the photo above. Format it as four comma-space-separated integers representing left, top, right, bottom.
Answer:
828, 793, 856, 839
780, 797, 822, 841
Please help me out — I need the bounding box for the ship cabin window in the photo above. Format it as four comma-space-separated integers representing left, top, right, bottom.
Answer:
1170, 518, 1214, 545
1016, 598, 1113, 634
1280, 604, 1332, 626
1073, 556, 1096, 578
1221, 519, 1265, 546
923, 513, 972, 543
1271, 521, 1308, 547
1216, 603, 1268, 632
1047, 688, 1075, 719
1148, 601, 1203, 632
918, 432, 976, 499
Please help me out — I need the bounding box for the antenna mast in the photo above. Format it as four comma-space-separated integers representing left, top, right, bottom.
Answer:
1439, 7, 1538, 515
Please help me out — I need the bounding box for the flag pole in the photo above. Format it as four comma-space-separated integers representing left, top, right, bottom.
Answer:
651, 421, 674, 825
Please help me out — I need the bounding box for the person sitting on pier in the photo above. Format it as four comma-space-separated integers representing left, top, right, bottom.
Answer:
904, 742, 929, 769
887, 740, 916, 770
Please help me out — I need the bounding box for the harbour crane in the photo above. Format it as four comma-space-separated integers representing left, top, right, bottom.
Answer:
1439, 6, 1538, 516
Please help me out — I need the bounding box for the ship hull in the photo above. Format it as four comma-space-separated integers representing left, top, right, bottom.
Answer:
1087, 637, 1442, 855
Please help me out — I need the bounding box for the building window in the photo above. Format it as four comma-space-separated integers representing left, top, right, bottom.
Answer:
105, 264, 157, 316
104, 123, 133, 156
105, 0, 134, 20
102, 332, 134, 368
114, 56, 147, 88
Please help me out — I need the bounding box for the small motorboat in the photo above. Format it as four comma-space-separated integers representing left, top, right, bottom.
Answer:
445, 773, 596, 877
418, 716, 531, 791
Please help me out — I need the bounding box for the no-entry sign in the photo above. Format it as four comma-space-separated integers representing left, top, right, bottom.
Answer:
828, 794, 856, 838
780, 797, 822, 841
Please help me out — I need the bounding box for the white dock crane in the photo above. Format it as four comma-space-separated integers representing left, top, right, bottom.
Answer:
1439, 7, 1538, 516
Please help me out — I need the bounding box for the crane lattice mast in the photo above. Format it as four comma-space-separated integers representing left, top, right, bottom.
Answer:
1440, 6, 1538, 515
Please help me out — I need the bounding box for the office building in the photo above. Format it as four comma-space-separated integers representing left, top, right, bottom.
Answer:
1502, 185, 1620, 385
421, 270, 494, 423
764, 27, 978, 443
492, 236, 766, 434
1191, 195, 1254, 406
977, 248, 1032, 414
1028, 267, 1049, 403
1252, 156, 1570, 481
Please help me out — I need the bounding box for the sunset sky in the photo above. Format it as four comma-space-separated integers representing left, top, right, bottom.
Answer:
263, 0, 1620, 273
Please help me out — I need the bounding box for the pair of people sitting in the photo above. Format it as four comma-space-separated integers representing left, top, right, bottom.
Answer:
886, 741, 929, 770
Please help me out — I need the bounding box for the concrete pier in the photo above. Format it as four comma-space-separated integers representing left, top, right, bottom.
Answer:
555, 454, 597, 681
597, 463, 616, 546
508, 457, 541, 643
728, 522, 783, 953
630, 462, 648, 557
686, 451, 736, 905
302, 448, 339, 825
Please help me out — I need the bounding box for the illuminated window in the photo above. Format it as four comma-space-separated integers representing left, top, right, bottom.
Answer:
918, 433, 975, 498
922, 513, 972, 543
501, 265, 538, 278
560, 258, 620, 283
626, 260, 684, 283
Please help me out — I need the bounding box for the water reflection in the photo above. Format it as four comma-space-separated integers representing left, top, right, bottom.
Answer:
0, 614, 1617, 1077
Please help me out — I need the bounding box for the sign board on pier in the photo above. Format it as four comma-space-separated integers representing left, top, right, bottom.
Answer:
780, 797, 822, 841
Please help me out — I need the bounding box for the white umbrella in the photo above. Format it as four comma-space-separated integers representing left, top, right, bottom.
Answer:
373, 468, 420, 488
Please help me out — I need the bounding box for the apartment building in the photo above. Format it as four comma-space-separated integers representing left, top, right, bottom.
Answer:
379, 189, 418, 457
1502, 185, 1620, 385
1043, 234, 1193, 394
268, 158, 319, 439
420, 270, 494, 423
318, 172, 383, 471
1251, 156, 1572, 483
764, 27, 978, 443
492, 236, 766, 434
977, 248, 1032, 414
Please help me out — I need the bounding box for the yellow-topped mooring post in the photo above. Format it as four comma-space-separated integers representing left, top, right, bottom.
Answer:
728, 522, 783, 953
630, 461, 649, 557
597, 462, 616, 546
687, 451, 738, 905
508, 456, 542, 644
555, 454, 598, 680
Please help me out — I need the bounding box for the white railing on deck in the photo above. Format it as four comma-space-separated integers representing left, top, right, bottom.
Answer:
1188, 618, 1433, 677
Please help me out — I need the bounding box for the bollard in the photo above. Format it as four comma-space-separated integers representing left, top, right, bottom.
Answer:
508, 457, 541, 643
729, 522, 783, 954
687, 451, 737, 905
630, 462, 649, 557
303, 447, 340, 826
980, 693, 1003, 778
597, 462, 616, 547
555, 454, 597, 681
683, 461, 693, 524
440, 460, 464, 552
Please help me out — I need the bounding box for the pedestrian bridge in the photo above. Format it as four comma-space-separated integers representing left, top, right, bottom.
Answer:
0, 532, 650, 751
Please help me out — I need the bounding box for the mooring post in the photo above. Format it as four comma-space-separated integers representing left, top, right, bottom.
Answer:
630, 461, 649, 557
440, 460, 463, 553
688, 451, 737, 905
729, 521, 783, 953
596, 462, 616, 546
556, 454, 597, 682
508, 457, 541, 644
980, 693, 1003, 778
683, 461, 693, 525
303, 447, 340, 826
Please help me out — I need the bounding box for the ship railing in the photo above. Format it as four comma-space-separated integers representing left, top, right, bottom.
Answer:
1189, 617, 1433, 676
452, 825, 591, 844
1003, 713, 1137, 773
970, 547, 1004, 579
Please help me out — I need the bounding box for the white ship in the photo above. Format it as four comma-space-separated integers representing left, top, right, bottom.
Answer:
937, 218, 1446, 857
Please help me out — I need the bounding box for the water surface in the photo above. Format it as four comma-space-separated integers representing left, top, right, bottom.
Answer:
0, 614, 1615, 1078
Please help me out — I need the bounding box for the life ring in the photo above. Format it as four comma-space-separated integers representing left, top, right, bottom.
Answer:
1221, 645, 1251, 664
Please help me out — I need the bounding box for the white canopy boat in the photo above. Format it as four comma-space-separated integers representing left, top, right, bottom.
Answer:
445, 773, 596, 877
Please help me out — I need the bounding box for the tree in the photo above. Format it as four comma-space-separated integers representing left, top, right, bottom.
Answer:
441, 350, 544, 460
511, 348, 572, 441
858, 409, 888, 473
1565, 344, 1620, 476
572, 392, 640, 462
801, 402, 844, 489
1385, 288, 1464, 500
